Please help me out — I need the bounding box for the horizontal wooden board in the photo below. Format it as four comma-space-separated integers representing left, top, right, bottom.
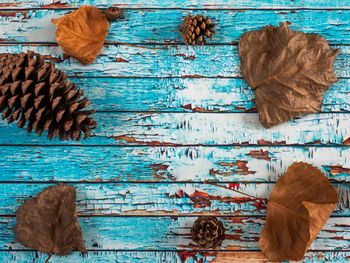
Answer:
72, 77, 258, 112
1, 216, 349, 251
0, 183, 348, 216
1, 251, 350, 263
2, 146, 350, 182
1, 112, 350, 146
1, 9, 350, 44
2, 0, 350, 9
4, 77, 344, 113
0, 44, 348, 78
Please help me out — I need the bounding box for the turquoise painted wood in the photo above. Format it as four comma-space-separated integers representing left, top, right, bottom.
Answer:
1, 10, 350, 44
1, 251, 350, 263
0, 183, 348, 216
0, 44, 349, 78
0, 0, 349, 262
33, 77, 350, 113
2, 112, 350, 146
0, 216, 348, 250
1, 76, 349, 113
2, 146, 350, 182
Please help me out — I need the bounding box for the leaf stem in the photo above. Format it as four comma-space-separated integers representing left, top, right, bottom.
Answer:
45, 253, 53, 263
105, 41, 168, 49
206, 182, 267, 201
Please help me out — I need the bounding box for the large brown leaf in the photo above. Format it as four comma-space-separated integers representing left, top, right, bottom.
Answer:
239, 23, 340, 128
259, 162, 338, 261
52, 5, 110, 65
14, 184, 87, 258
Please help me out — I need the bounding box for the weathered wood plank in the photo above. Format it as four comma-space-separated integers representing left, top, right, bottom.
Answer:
1, 10, 350, 44
1, 251, 190, 263
0, 44, 348, 78
0, 251, 349, 263
0, 183, 348, 215
2, 0, 350, 9
71, 77, 259, 112
1, 112, 350, 146
0, 216, 349, 251
7, 77, 344, 113
2, 146, 350, 182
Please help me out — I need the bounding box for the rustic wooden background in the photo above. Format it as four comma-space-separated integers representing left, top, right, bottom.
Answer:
0, 0, 350, 262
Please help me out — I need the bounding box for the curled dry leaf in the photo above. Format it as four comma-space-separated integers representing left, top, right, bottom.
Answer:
259, 162, 338, 261
14, 184, 86, 261
239, 23, 340, 128
52, 5, 110, 66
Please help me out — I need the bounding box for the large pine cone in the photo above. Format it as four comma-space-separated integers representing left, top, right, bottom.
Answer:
181, 14, 216, 45
191, 216, 225, 248
0, 51, 97, 141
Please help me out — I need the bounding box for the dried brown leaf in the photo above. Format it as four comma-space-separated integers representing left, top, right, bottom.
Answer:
239, 23, 340, 128
259, 162, 338, 261
52, 5, 110, 65
14, 184, 86, 260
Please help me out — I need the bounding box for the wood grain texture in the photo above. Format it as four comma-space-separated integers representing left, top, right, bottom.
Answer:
2, 0, 350, 9
2, 112, 350, 146
0, 216, 349, 251
0, 77, 345, 113
1, 9, 350, 44
1, 251, 350, 263
0, 183, 348, 216
0, 44, 348, 78
1, 146, 350, 182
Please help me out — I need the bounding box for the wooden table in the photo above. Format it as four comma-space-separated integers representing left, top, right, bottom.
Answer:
1, 0, 349, 262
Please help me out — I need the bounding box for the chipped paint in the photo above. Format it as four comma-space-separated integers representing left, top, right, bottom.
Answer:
257, 139, 287, 145
2, 146, 350, 182
39, 1, 70, 8
3, 111, 348, 146
150, 163, 171, 179
0, 3, 17, 8
113, 135, 177, 146
0, 45, 348, 78
113, 57, 129, 62
0, 11, 21, 18
247, 150, 271, 161
210, 161, 255, 177
1, 9, 350, 44
329, 165, 350, 175
189, 190, 212, 208
343, 137, 350, 145
174, 54, 196, 60
0, 76, 347, 113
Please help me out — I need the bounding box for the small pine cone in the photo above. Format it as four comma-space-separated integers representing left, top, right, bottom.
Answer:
191, 216, 225, 248
180, 14, 216, 45
0, 51, 97, 141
